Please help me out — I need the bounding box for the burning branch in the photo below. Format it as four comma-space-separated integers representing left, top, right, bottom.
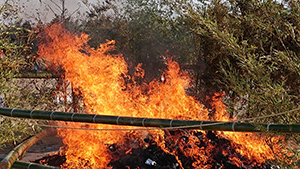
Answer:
0, 129, 52, 169
0, 107, 299, 133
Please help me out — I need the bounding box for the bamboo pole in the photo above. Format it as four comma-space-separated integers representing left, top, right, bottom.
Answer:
0, 158, 58, 169
0, 130, 51, 169
0, 107, 299, 133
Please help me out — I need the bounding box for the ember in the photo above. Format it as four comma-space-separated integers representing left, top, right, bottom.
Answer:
36, 24, 284, 168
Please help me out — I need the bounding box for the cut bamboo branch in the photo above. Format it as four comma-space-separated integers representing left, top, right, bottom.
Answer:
0, 158, 58, 169
14, 72, 60, 78
0, 107, 299, 133
0, 129, 51, 169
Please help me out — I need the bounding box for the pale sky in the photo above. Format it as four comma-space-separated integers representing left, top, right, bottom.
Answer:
1, 0, 100, 24
23, 0, 93, 23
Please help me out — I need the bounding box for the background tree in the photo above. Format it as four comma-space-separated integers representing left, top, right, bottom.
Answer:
178, 0, 300, 122
177, 1, 300, 165
82, 0, 200, 82
81, 0, 300, 123
0, 1, 58, 148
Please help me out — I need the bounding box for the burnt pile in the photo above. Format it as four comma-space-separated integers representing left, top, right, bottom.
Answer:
33, 152, 66, 167
35, 130, 274, 169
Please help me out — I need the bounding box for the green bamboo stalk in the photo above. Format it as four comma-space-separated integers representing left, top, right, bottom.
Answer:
0, 107, 299, 133
0, 130, 51, 169
0, 158, 58, 169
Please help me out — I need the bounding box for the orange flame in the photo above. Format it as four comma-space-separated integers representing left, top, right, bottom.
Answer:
212, 94, 283, 164
38, 24, 283, 168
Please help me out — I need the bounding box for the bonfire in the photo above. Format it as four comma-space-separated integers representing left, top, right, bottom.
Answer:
0, 23, 289, 169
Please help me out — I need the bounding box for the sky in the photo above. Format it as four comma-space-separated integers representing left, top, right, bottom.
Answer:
1, 0, 100, 24
25, 0, 93, 23
1, 0, 288, 25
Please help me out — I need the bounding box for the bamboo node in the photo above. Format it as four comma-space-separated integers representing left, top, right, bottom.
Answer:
232, 122, 236, 131
142, 118, 146, 127
267, 123, 272, 132
30, 110, 34, 119
169, 119, 174, 127
12, 149, 20, 157
27, 162, 32, 169
71, 113, 75, 121
116, 116, 121, 125
50, 111, 54, 120
200, 121, 203, 130
10, 108, 15, 117
93, 115, 97, 123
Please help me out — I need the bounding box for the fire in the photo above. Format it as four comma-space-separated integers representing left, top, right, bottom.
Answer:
211, 94, 283, 164
37, 24, 283, 168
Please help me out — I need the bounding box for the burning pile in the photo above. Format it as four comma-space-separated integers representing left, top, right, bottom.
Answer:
37, 24, 283, 168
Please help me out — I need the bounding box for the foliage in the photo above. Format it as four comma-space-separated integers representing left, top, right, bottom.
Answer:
178, 0, 300, 123
0, 1, 57, 149
81, 0, 199, 82
177, 1, 300, 166
82, 0, 300, 123
72, 0, 300, 124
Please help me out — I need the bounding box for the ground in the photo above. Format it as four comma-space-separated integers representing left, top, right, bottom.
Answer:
0, 133, 63, 162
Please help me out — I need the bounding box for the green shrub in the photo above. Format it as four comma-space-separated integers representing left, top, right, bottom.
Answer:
0, 1, 56, 148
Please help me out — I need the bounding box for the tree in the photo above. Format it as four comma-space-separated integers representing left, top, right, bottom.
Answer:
178, 0, 300, 123
82, 0, 199, 82
0, 1, 57, 148
177, 1, 300, 165
78, 0, 300, 125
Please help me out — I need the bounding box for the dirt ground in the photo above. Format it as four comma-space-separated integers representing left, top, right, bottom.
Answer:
0, 134, 64, 162
0, 77, 70, 163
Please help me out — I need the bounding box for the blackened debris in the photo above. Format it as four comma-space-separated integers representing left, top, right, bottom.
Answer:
33, 152, 66, 167
34, 130, 274, 169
